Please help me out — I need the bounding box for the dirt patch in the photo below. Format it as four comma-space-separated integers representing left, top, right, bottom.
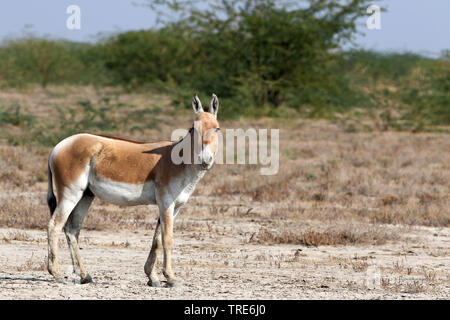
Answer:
0, 219, 448, 300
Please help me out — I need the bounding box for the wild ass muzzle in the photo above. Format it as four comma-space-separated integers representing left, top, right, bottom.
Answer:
46, 94, 220, 287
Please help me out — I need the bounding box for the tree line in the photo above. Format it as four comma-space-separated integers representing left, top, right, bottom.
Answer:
0, 0, 448, 125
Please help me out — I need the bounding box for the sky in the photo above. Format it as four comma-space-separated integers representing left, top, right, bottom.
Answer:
0, 0, 449, 57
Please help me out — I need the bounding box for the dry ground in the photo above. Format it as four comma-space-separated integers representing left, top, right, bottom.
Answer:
0, 223, 448, 299
0, 86, 449, 299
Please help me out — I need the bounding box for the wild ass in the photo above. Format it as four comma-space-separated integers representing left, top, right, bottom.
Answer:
46, 94, 220, 287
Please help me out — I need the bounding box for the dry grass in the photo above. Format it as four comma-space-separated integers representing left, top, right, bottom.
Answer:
4, 230, 32, 242
201, 125, 449, 227
14, 253, 47, 272
0, 197, 49, 230
380, 276, 436, 294
0, 145, 48, 188
248, 223, 399, 247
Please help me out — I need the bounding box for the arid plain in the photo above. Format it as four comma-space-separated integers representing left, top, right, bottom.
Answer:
0, 86, 448, 299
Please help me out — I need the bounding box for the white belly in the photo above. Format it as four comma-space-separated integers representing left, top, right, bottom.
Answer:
88, 173, 156, 206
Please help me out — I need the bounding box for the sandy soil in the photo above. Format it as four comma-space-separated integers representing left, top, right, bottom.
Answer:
1, 216, 448, 300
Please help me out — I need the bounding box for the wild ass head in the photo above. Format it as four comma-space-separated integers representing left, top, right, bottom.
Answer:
191, 93, 220, 170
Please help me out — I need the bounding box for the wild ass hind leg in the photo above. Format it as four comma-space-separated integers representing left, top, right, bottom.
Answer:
64, 189, 95, 284
47, 190, 84, 282
144, 219, 162, 287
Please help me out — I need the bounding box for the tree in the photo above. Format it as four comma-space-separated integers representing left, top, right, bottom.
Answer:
142, 0, 375, 108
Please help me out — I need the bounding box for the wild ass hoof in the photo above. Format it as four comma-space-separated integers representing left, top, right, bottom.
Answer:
166, 281, 178, 288
147, 280, 161, 287
52, 273, 64, 283
80, 274, 93, 284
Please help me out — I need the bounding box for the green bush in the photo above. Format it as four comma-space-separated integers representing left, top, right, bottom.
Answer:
0, 38, 80, 88
342, 50, 426, 83
401, 55, 450, 126
0, 37, 111, 88
103, 29, 193, 88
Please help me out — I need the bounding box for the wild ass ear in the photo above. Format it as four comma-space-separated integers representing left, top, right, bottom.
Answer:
209, 93, 219, 118
192, 94, 203, 115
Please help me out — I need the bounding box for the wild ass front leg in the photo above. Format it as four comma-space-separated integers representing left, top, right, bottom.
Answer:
144, 219, 162, 287
160, 204, 177, 287
145, 207, 180, 287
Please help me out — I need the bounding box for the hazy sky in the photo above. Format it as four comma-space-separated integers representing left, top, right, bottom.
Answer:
0, 0, 448, 57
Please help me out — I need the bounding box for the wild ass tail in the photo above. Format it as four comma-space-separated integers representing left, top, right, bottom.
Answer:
47, 160, 57, 216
